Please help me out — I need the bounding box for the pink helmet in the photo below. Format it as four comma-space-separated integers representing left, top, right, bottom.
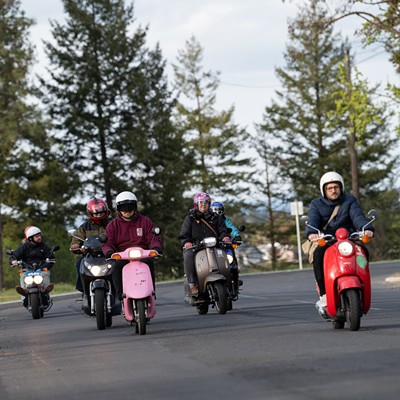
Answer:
193, 192, 211, 209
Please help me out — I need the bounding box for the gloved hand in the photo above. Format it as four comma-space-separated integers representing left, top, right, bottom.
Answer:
105, 251, 114, 259
233, 235, 242, 244
184, 242, 193, 249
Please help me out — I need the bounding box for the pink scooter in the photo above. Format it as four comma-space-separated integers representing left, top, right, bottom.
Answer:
111, 247, 160, 335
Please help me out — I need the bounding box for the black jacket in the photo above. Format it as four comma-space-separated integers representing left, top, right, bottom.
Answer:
9, 241, 55, 269
178, 209, 229, 246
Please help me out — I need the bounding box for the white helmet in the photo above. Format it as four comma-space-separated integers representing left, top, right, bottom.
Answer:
319, 172, 344, 197
24, 226, 41, 240
116, 191, 137, 212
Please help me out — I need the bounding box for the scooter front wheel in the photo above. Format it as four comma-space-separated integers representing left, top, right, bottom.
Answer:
136, 299, 146, 335
95, 289, 107, 330
345, 289, 362, 331
213, 282, 228, 315
30, 293, 41, 320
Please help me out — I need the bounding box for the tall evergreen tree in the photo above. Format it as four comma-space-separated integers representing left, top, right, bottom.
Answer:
0, 0, 70, 288
258, 1, 348, 206
257, 0, 399, 259
40, 0, 188, 278
172, 36, 253, 203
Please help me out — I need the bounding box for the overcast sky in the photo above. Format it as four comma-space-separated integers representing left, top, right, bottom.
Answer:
20, 0, 398, 134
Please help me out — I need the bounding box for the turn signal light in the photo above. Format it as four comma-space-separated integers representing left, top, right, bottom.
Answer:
317, 238, 327, 247
362, 236, 370, 244
111, 254, 121, 259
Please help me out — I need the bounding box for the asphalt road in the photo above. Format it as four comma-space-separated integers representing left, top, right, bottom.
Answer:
1, 262, 400, 400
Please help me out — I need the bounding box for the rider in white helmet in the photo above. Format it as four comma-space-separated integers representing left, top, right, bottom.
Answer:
305, 171, 374, 317
101, 191, 162, 301
9, 226, 55, 305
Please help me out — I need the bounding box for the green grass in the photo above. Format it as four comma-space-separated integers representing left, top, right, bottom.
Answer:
0, 282, 76, 303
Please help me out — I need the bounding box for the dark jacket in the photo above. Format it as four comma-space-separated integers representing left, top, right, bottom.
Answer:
9, 241, 55, 269
70, 218, 110, 246
305, 193, 374, 239
179, 209, 229, 246
102, 213, 162, 256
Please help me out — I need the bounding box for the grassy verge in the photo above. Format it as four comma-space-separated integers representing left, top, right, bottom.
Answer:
0, 282, 76, 303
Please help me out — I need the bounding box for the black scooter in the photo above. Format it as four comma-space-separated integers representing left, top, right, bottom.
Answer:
68, 231, 117, 330
7, 246, 60, 319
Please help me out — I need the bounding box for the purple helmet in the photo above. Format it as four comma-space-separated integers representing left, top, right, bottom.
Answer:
193, 192, 211, 209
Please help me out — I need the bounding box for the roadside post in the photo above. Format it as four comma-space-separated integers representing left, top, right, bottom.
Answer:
290, 201, 304, 270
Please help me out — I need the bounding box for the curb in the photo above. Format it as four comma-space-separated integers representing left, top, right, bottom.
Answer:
0, 292, 81, 311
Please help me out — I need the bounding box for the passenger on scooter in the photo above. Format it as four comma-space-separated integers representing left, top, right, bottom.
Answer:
9, 226, 55, 305
305, 172, 374, 314
69, 197, 111, 292
210, 201, 244, 287
101, 191, 162, 301
179, 192, 231, 296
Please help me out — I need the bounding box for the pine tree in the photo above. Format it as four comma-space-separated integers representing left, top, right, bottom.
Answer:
172, 36, 253, 203
40, 0, 188, 278
257, 0, 399, 259
258, 1, 349, 206
0, 0, 68, 288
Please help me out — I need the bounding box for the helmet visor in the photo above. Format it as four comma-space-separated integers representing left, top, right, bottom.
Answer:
118, 202, 136, 212
91, 211, 106, 218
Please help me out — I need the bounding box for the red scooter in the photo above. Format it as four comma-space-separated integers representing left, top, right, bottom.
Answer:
301, 209, 376, 331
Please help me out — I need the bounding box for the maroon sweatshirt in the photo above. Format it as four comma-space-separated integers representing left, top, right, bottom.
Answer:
102, 213, 162, 256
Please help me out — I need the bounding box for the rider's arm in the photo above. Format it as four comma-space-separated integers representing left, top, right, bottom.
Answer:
224, 217, 240, 238
8, 243, 26, 265
305, 200, 323, 239
178, 215, 193, 247
349, 197, 375, 235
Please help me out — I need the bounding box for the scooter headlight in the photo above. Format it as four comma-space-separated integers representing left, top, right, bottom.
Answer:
89, 264, 112, 276
338, 241, 354, 256
128, 249, 142, 258
227, 253, 234, 264
24, 276, 34, 285
33, 275, 44, 285
203, 237, 217, 247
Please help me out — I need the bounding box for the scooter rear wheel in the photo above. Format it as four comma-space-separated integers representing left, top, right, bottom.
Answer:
332, 319, 345, 329
196, 303, 209, 315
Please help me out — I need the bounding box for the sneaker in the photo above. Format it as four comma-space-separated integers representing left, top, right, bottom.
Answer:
189, 284, 199, 296
315, 294, 328, 318
238, 279, 243, 287
16, 286, 27, 296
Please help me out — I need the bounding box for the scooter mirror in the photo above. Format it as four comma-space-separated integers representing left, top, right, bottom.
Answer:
239, 225, 246, 232
53, 245, 61, 252
300, 215, 310, 226
367, 209, 378, 220
67, 229, 77, 237
5, 249, 13, 256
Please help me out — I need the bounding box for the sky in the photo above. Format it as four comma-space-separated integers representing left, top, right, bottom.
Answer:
20, 0, 398, 135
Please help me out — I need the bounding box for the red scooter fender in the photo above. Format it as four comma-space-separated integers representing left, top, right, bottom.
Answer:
324, 241, 371, 317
